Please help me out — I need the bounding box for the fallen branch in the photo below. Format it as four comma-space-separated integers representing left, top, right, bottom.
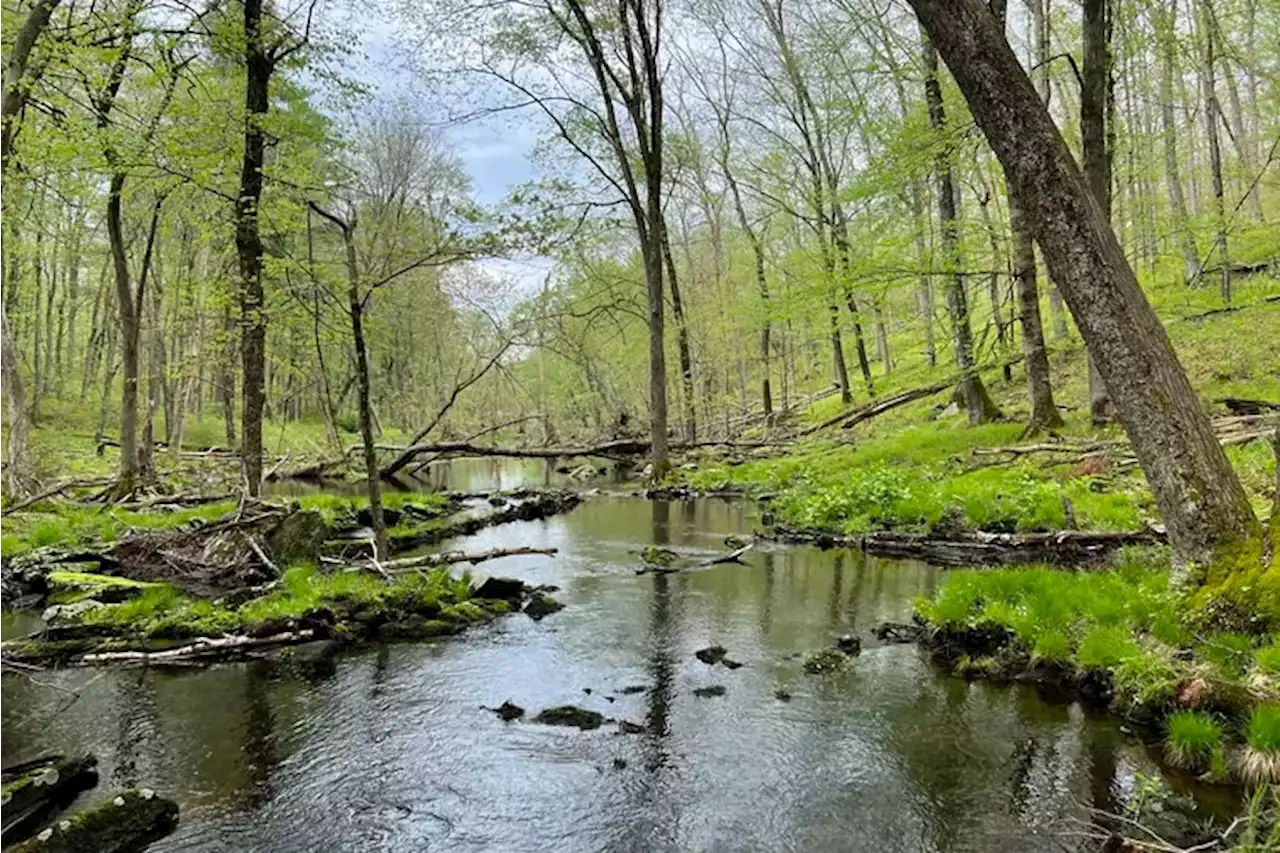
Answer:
377, 546, 558, 574
769, 527, 1165, 566
78, 630, 315, 666
699, 542, 755, 566
1, 479, 114, 516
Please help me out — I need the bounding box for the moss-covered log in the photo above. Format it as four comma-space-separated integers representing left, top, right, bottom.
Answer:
1, 755, 99, 846
7, 789, 178, 853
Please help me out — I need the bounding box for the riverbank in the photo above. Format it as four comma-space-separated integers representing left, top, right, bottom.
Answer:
1, 490, 575, 667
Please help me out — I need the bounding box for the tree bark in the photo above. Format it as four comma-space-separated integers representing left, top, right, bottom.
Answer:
661, 222, 696, 443
235, 0, 272, 495
1198, 0, 1230, 306
1154, 1, 1200, 283
1082, 0, 1114, 425
905, 0, 1260, 566
922, 34, 1000, 424
0, 0, 60, 494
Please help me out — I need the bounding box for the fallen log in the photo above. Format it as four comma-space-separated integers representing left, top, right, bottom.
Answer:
337, 491, 582, 558
1, 754, 99, 846
77, 630, 316, 667
769, 527, 1165, 567
838, 381, 957, 431
7, 788, 178, 853
699, 542, 755, 566
376, 546, 558, 574
1, 479, 115, 516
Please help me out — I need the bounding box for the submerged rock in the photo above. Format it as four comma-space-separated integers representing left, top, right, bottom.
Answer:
774, 690, 792, 702
524, 593, 565, 621
532, 706, 604, 730
695, 645, 728, 665
617, 720, 647, 735
640, 546, 679, 567
836, 635, 862, 656
692, 685, 727, 699
619, 685, 647, 695
722, 659, 744, 670
803, 648, 849, 675
471, 577, 525, 602
491, 701, 525, 722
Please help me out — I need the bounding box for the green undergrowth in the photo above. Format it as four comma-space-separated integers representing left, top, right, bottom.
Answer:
916, 547, 1280, 784
74, 563, 495, 640
0, 490, 457, 560
679, 421, 1154, 535
290, 490, 454, 529
1, 501, 239, 559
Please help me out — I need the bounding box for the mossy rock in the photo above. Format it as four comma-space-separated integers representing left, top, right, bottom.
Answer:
1, 754, 99, 847
267, 510, 330, 565
440, 601, 488, 623
532, 706, 604, 730
803, 648, 849, 675
524, 593, 564, 621
640, 545, 678, 567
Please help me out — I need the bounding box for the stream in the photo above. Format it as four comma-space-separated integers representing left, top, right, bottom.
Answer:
1, 461, 1231, 852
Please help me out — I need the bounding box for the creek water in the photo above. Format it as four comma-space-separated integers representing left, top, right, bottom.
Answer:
1, 461, 1226, 852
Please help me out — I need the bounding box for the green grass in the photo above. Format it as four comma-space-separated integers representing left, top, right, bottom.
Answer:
76, 562, 482, 640
1164, 710, 1225, 771
1248, 707, 1280, 752
1, 501, 240, 558
1255, 643, 1280, 675
679, 421, 1154, 536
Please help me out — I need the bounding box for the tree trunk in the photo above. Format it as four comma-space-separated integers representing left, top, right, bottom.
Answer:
1198, 0, 1230, 306
906, 0, 1260, 567
923, 34, 1000, 424
1154, 1, 1200, 283
1011, 198, 1062, 431
107, 173, 140, 488
721, 152, 772, 418
661, 223, 696, 443
0, 0, 57, 494
338, 221, 387, 558
909, 183, 938, 367
1082, 0, 1114, 425
235, 0, 272, 495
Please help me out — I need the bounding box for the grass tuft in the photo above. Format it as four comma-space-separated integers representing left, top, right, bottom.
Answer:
1163, 710, 1224, 771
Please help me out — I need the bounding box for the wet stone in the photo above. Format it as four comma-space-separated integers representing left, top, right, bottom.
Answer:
693, 685, 726, 699
695, 645, 728, 665
524, 593, 565, 621
532, 706, 604, 730
491, 701, 525, 722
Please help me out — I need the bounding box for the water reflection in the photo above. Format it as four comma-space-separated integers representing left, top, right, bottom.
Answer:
0, 495, 1229, 852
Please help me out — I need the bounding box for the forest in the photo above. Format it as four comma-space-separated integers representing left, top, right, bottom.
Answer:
1, 0, 1279, 847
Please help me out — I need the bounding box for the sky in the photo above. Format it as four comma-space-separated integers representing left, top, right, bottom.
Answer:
350, 16, 557, 304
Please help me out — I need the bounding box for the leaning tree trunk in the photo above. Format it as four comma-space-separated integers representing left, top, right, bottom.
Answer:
906, 0, 1260, 568
235, 0, 271, 496
1082, 0, 1114, 425
922, 34, 1000, 424
2, 307, 35, 497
